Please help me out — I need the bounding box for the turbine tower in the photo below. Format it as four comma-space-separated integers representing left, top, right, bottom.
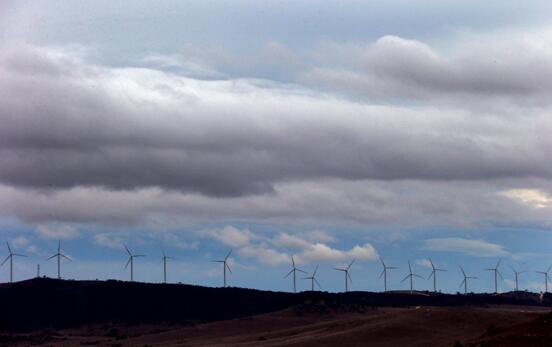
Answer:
427, 258, 446, 293
334, 259, 354, 292
161, 250, 174, 284
379, 257, 397, 292
401, 261, 423, 294
284, 255, 306, 293
510, 266, 526, 292
1, 242, 26, 283
124, 244, 145, 282
536, 265, 551, 293
47, 240, 71, 279
302, 265, 321, 291
485, 258, 503, 294
459, 266, 477, 294
213, 249, 232, 287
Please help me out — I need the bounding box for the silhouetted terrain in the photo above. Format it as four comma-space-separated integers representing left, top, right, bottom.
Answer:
0, 278, 550, 332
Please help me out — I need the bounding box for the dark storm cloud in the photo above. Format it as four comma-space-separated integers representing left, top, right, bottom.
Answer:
1, 42, 552, 199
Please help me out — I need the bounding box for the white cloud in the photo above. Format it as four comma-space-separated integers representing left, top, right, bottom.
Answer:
500, 189, 552, 208
416, 259, 432, 268
297, 242, 378, 263
422, 237, 508, 257
203, 226, 256, 248
36, 224, 79, 240
239, 245, 289, 266
94, 233, 124, 249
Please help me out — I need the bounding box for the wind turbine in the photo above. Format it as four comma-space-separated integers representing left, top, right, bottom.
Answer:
401, 261, 423, 294
284, 255, 306, 293
161, 250, 175, 284
302, 265, 321, 291
459, 266, 477, 294
213, 249, 232, 287
536, 265, 551, 293
47, 240, 71, 279
379, 257, 397, 292
510, 266, 526, 292
124, 244, 145, 282
1, 242, 26, 283
334, 259, 354, 292
427, 258, 446, 293
485, 258, 503, 294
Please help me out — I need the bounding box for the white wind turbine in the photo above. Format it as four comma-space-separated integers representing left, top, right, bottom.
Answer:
124, 244, 145, 282
401, 261, 423, 294
1, 242, 26, 283
379, 257, 397, 292
284, 256, 306, 293
213, 249, 232, 287
427, 258, 446, 293
334, 260, 354, 292
47, 240, 71, 279
459, 266, 477, 294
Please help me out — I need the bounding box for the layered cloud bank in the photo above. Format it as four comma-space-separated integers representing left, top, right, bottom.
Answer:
1, 34, 552, 228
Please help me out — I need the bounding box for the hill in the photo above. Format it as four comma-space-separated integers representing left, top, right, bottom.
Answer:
0, 278, 550, 331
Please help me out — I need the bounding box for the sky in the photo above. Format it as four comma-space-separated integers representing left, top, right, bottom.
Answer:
2, 1, 552, 293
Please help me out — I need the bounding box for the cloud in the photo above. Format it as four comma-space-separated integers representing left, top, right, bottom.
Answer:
36, 224, 79, 240
94, 233, 124, 249
422, 238, 508, 257
1, 40, 552, 228
296, 242, 378, 263
416, 259, 432, 268
303, 33, 552, 105
239, 245, 289, 266
500, 189, 552, 208
203, 226, 256, 248
202, 225, 377, 266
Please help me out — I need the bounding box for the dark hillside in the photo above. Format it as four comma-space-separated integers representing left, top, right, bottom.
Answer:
0, 278, 550, 331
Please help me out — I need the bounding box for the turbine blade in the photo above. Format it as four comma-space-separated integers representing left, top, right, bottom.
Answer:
135, 254, 146, 257
313, 265, 319, 276
1, 255, 10, 266
429, 258, 435, 270
284, 269, 294, 278
225, 249, 232, 261
547, 264, 552, 273
497, 270, 503, 280
388, 266, 398, 270
379, 269, 385, 279
408, 261, 412, 273
13, 253, 26, 257
496, 258, 502, 269
459, 279, 465, 288
427, 270, 435, 280
291, 255, 295, 267
61, 254, 72, 261
297, 268, 307, 274
226, 262, 232, 274
347, 272, 353, 283
124, 244, 131, 256
124, 257, 131, 270
379, 257, 385, 267
401, 275, 410, 283
6, 241, 11, 254
315, 278, 322, 288
414, 274, 424, 279
47, 254, 57, 260
347, 259, 355, 270
459, 266, 466, 277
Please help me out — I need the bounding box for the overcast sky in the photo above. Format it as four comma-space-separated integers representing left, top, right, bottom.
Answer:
2, 1, 552, 293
